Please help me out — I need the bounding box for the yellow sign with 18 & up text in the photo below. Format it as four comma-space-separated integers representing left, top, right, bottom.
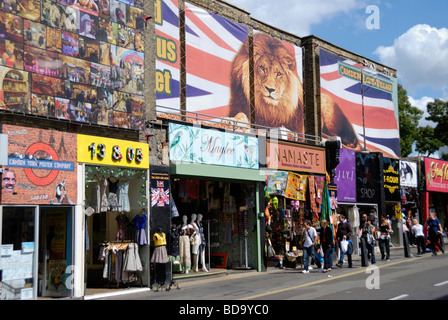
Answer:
77, 134, 149, 169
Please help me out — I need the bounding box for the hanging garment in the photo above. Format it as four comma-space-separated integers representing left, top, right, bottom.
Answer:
118, 180, 130, 212
108, 178, 119, 211
134, 214, 147, 246
169, 227, 180, 257
124, 243, 143, 272
179, 235, 191, 271
91, 182, 101, 213
116, 213, 129, 241
100, 178, 109, 213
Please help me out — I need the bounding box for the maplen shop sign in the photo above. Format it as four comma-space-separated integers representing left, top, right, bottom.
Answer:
169, 123, 259, 169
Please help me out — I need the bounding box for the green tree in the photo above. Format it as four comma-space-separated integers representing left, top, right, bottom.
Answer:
426, 99, 448, 144
415, 126, 443, 156
398, 84, 423, 157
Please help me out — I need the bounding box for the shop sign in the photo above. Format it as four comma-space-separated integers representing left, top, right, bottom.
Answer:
425, 157, 448, 193
334, 149, 356, 203
400, 160, 418, 188
1, 125, 77, 205
169, 123, 259, 169
356, 152, 380, 203
266, 140, 325, 174
383, 157, 400, 201
77, 134, 149, 169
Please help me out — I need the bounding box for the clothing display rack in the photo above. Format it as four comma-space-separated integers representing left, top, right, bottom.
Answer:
98, 240, 143, 288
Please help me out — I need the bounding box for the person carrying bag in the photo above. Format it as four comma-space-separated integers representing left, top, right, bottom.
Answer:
301, 220, 322, 274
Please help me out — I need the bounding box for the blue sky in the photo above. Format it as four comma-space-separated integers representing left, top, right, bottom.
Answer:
226, 0, 448, 128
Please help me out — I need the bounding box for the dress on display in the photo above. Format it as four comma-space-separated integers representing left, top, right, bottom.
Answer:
151, 233, 169, 264
91, 180, 101, 213
118, 179, 130, 212
108, 178, 119, 211
134, 213, 147, 246
100, 178, 109, 213
116, 213, 129, 241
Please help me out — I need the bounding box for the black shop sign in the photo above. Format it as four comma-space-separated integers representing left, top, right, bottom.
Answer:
356, 152, 380, 203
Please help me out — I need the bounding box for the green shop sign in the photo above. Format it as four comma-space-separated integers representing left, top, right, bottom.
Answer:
169, 123, 259, 169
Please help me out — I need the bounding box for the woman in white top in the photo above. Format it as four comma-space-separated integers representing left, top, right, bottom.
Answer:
411, 219, 426, 255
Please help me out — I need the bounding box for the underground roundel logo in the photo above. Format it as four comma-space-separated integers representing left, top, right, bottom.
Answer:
24, 142, 60, 186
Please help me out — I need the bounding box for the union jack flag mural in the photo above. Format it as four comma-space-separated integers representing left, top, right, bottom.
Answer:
184, 2, 248, 118
320, 49, 400, 158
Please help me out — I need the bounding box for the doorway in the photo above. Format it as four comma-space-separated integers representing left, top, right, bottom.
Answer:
38, 206, 74, 298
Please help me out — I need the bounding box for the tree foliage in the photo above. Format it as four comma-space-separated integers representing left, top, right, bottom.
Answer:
415, 126, 443, 156
426, 99, 448, 144
398, 84, 423, 157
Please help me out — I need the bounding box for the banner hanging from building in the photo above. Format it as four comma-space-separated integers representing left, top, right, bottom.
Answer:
400, 160, 418, 188
155, 0, 180, 113
320, 49, 400, 158
334, 148, 356, 203
184, 2, 248, 118
383, 156, 400, 201
355, 152, 380, 203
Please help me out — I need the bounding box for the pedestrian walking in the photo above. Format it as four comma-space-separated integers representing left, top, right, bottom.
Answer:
411, 219, 426, 255
319, 219, 334, 273
379, 215, 391, 261
335, 212, 353, 268
358, 213, 376, 264
425, 211, 445, 256
301, 220, 321, 274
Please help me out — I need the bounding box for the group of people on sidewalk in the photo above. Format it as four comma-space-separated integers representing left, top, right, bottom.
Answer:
300, 210, 446, 274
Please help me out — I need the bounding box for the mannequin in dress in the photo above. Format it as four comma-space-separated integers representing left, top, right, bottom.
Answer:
179, 215, 191, 273
190, 214, 201, 272
197, 214, 208, 272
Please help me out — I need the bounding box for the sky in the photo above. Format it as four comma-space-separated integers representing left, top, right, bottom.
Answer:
225, 0, 448, 129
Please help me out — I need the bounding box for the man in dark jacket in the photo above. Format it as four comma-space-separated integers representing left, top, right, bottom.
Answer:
336, 211, 353, 268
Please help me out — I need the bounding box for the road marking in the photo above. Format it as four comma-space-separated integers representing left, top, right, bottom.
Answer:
434, 280, 448, 287
239, 257, 425, 300
389, 294, 409, 300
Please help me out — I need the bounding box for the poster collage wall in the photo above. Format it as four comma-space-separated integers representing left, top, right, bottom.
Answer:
0, 0, 145, 130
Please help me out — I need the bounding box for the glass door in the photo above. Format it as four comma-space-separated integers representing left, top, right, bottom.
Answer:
39, 207, 73, 298
0, 206, 38, 300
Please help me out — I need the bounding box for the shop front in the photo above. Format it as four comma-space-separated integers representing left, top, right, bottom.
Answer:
383, 156, 402, 245
422, 157, 448, 231
168, 122, 264, 275
77, 134, 150, 298
333, 150, 382, 253
0, 125, 77, 300
263, 139, 330, 269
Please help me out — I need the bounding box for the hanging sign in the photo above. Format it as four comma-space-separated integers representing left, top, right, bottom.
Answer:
383, 157, 400, 201
77, 134, 149, 169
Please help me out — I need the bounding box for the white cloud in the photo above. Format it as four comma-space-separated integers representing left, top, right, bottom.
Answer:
408, 95, 435, 127
374, 24, 448, 94
227, 0, 366, 36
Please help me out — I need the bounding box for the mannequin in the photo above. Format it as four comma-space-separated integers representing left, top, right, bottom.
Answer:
197, 214, 208, 272
190, 214, 201, 272
151, 228, 168, 263
151, 228, 168, 285
179, 215, 191, 273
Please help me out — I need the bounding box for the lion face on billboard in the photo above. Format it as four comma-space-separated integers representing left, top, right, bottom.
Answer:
229, 33, 304, 134
228, 33, 361, 150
